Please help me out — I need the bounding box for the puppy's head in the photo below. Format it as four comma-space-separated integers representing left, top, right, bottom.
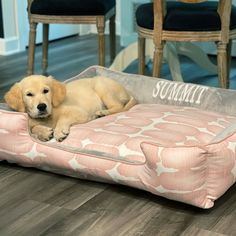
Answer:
4, 75, 66, 118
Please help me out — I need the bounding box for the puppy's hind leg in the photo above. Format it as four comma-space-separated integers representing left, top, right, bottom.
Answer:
122, 96, 137, 111
96, 95, 137, 117
96, 104, 124, 117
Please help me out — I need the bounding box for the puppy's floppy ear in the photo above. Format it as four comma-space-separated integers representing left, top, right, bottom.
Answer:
48, 76, 66, 107
4, 83, 25, 112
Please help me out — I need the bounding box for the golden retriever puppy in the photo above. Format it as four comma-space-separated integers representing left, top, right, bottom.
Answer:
4, 75, 136, 142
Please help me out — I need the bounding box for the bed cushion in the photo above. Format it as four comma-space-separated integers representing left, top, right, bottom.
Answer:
1, 66, 236, 208
1, 103, 236, 208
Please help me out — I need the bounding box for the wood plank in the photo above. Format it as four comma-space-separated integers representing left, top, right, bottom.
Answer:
0, 199, 71, 235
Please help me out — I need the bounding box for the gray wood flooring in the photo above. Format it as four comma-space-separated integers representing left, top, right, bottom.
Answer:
0, 34, 236, 236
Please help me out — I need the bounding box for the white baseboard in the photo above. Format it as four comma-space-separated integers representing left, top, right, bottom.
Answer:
0, 37, 20, 55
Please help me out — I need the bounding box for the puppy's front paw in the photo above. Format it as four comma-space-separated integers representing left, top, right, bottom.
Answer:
54, 127, 70, 142
32, 126, 54, 142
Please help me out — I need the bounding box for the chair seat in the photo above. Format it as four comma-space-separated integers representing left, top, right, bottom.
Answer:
30, 0, 116, 16
136, 1, 236, 31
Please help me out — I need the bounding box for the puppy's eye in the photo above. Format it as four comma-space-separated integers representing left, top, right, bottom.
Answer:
43, 89, 49, 94
26, 92, 33, 97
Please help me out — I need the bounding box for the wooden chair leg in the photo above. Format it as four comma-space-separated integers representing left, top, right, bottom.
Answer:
109, 14, 116, 64
42, 24, 49, 75
217, 42, 228, 88
96, 17, 105, 66
226, 39, 232, 88
153, 42, 164, 78
138, 36, 146, 75
27, 22, 37, 75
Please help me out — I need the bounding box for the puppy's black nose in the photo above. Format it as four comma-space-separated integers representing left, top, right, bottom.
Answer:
37, 103, 47, 111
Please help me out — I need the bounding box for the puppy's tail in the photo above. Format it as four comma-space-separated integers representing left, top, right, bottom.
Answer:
123, 96, 137, 111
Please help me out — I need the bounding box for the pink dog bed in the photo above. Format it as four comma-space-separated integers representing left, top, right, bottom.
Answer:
1, 66, 236, 209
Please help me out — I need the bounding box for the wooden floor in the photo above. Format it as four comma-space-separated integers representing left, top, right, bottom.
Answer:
0, 34, 236, 236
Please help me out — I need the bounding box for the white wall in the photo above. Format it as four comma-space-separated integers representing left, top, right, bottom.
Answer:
0, 0, 19, 55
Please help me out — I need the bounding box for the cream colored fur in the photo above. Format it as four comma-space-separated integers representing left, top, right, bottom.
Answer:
4, 75, 136, 142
